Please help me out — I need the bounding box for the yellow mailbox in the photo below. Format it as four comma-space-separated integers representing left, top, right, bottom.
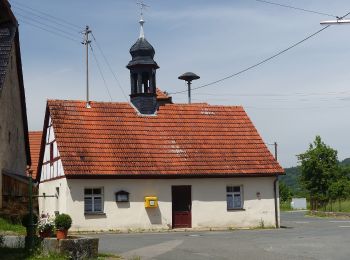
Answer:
144, 196, 158, 208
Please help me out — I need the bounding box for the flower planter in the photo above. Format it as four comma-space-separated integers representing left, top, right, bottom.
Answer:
39, 230, 52, 238
56, 229, 68, 240
54, 213, 72, 240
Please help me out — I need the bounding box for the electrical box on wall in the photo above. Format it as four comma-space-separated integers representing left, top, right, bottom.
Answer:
144, 196, 158, 208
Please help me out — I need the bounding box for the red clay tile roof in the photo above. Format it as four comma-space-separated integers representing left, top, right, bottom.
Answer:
44, 100, 284, 177
156, 88, 170, 100
29, 131, 42, 179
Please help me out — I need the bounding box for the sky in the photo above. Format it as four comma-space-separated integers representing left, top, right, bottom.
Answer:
9, 0, 350, 168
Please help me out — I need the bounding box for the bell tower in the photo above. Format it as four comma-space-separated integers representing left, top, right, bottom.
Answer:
127, 7, 159, 114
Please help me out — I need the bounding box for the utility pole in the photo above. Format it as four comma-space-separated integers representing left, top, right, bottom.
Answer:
266, 142, 278, 160
26, 168, 34, 251
82, 25, 92, 108
274, 141, 278, 161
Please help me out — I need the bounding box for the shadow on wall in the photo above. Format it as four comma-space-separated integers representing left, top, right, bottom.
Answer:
146, 207, 162, 225
68, 178, 275, 206
84, 213, 107, 220
116, 202, 130, 208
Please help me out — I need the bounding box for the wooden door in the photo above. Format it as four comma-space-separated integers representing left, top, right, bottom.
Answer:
172, 185, 192, 228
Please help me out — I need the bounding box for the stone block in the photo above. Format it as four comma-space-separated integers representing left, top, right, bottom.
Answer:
0, 235, 25, 248
42, 236, 99, 260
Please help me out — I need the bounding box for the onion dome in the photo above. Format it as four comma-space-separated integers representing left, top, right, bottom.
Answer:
127, 18, 158, 68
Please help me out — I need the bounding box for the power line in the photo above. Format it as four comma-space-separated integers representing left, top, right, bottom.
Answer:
15, 12, 81, 40
10, 0, 81, 30
193, 97, 350, 103
18, 18, 80, 44
90, 32, 128, 101
245, 104, 350, 110
254, 0, 338, 18
192, 90, 350, 97
12, 5, 81, 33
89, 44, 113, 102
169, 25, 331, 95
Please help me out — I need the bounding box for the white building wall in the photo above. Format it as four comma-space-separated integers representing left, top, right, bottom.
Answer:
40, 119, 63, 182
38, 177, 68, 217
39, 177, 278, 231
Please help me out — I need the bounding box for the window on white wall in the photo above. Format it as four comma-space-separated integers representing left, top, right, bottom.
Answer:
84, 188, 104, 213
226, 186, 243, 210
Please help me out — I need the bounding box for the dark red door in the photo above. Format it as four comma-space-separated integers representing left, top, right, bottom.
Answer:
172, 186, 192, 228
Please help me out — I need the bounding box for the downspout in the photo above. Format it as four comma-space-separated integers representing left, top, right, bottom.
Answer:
273, 142, 279, 228
274, 174, 279, 228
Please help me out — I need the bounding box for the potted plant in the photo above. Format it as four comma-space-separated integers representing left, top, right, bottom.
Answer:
54, 213, 72, 239
38, 214, 55, 238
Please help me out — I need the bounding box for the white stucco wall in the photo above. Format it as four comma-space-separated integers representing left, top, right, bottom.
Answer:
39, 176, 279, 231
38, 177, 68, 217
40, 119, 64, 182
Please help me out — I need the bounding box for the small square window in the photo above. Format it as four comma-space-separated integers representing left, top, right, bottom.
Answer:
226, 186, 243, 210
84, 188, 104, 213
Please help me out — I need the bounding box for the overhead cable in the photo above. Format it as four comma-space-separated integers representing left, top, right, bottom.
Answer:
15, 12, 81, 40
192, 90, 350, 97
169, 25, 331, 95
91, 32, 128, 101
11, 0, 81, 30
12, 5, 81, 33
18, 18, 80, 44
89, 44, 113, 102
254, 0, 338, 18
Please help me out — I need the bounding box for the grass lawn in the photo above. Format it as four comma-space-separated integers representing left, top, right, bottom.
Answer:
0, 217, 26, 235
280, 201, 292, 211
321, 200, 350, 212
280, 199, 350, 213
0, 248, 70, 260
0, 248, 124, 259
0, 247, 28, 260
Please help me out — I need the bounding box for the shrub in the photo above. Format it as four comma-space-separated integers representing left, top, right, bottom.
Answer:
55, 214, 72, 231
21, 213, 38, 228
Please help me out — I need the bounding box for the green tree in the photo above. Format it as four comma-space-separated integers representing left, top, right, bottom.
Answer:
328, 166, 350, 211
279, 182, 293, 202
297, 136, 339, 210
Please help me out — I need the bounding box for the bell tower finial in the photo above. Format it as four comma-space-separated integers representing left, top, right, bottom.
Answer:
137, 1, 149, 39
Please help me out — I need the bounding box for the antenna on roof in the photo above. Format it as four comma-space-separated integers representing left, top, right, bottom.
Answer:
178, 72, 200, 104
82, 25, 92, 108
136, 1, 150, 38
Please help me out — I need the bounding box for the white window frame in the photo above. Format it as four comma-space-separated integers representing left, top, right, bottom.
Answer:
84, 187, 104, 213
226, 185, 244, 210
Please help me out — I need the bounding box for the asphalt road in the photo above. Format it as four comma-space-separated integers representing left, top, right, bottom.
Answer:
91, 212, 350, 260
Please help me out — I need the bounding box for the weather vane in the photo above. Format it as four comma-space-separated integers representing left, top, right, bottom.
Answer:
136, 1, 150, 20
136, 1, 150, 38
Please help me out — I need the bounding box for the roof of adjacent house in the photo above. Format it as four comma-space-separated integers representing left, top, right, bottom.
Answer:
29, 131, 42, 180
37, 99, 284, 180
156, 88, 170, 100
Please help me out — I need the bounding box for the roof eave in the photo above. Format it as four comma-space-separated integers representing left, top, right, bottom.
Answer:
35, 104, 50, 183
14, 30, 31, 166
64, 172, 284, 179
